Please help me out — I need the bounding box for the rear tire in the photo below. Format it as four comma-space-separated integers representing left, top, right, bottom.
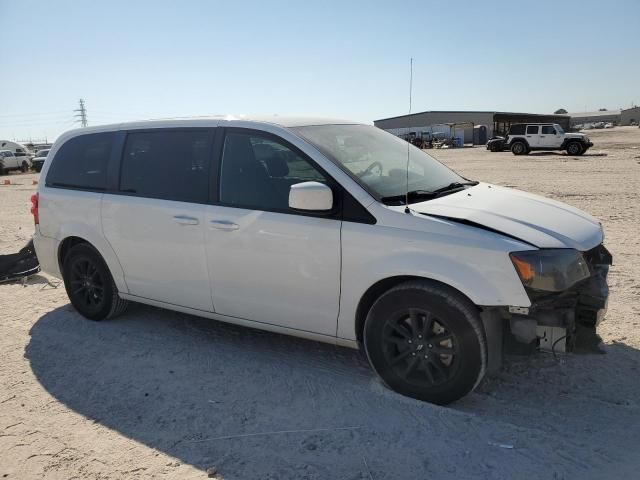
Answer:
363, 281, 487, 405
511, 141, 528, 155
566, 142, 584, 156
0, 160, 5, 176
62, 243, 128, 321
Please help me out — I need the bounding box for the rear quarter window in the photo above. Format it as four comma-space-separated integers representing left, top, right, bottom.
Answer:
46, 133, 113, 190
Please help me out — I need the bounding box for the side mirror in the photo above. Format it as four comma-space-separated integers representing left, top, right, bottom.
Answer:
289, 181, 333, 212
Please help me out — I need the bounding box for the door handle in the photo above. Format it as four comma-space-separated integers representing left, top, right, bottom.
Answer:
210, 220, 239, 231
173, 215, 199, 226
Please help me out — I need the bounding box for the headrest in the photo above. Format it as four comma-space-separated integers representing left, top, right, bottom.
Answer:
263, 152, 289, 177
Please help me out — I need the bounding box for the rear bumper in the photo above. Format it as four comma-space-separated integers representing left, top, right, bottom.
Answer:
585, 141, 594, 149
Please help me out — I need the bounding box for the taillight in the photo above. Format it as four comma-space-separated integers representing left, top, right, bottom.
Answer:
30, 193, 39, 225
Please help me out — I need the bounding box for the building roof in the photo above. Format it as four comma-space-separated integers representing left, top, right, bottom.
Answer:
375, 110, 569, 122
568, 110, 621, 118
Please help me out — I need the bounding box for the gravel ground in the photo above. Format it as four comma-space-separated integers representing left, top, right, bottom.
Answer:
0, 126, 639, 479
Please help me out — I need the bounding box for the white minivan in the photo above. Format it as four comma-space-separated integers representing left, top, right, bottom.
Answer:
32, 117, 611, 404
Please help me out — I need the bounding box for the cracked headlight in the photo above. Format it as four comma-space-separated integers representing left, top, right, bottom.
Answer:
510, 249, 591, 292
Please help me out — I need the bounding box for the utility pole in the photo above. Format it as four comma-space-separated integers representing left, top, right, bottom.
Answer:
74, 98, 88, 127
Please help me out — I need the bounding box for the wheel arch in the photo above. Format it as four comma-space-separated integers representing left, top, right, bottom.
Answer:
57, 234, 128, 294
354, 275, 480, 343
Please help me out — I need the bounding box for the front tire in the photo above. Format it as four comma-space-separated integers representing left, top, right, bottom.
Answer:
62, 243, 128, 321
363, 281, 487, 405
21, 161, 29, 173
566, 142, 583, 156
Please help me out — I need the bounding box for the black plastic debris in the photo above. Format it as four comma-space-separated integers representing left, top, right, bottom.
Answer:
0, 238, 40, 283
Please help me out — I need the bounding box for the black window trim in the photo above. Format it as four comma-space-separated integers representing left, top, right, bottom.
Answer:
213, 126, 375, 224
42, 126, 376, 224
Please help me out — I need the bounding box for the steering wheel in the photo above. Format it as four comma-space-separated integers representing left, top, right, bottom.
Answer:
362, 161, 383, 177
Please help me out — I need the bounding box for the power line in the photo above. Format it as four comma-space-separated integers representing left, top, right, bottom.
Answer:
73, 98, 88, 127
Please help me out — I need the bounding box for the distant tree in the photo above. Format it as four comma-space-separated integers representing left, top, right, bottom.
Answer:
554, 108, 568, 114
598, 108, 607, 111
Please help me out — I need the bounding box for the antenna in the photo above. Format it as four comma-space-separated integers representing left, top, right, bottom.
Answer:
405, 58, 413, 213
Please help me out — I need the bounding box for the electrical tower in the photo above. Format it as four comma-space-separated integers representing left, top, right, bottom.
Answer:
74, 98, 88, 127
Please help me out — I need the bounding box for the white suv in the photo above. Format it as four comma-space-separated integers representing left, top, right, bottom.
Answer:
0, 150, 31, 174
506, 123, 593, 156
31, 117, 611, 404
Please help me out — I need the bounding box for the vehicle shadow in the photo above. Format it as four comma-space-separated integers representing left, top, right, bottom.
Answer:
25, 304, 640, 479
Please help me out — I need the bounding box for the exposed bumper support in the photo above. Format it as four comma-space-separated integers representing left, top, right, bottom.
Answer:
507, 244, 611, 352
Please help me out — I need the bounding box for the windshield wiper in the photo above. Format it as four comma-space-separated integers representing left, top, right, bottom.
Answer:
380, 190, 436, 205
429, 181, 479, 196
380, 181, 479, 205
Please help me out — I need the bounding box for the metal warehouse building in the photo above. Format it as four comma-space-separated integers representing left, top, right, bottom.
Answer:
621, 106, 640, 125
569, 110, 622, 126
373, 110, 570, 144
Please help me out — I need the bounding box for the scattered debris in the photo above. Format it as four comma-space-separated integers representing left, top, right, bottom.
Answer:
187, 426, 362, 443
488, 441, 514, 449
0, 239, 39, 284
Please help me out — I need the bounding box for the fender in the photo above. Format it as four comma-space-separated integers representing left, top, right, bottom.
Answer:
560, 138, 588, 149
507, 136, 530, 148
55, 221, 129, 294
337, 222, 532, 341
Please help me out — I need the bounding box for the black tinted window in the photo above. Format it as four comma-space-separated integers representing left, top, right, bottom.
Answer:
541, 126, 556, 134
509, 124, 526, 135
219, 131, 327, 211
120, 129, 211, 203
526, 125, 539, 134
47, 133, 113, 190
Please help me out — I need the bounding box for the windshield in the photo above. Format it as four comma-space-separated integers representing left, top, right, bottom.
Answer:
293, 124, 465, 202
554, 124, 565, 135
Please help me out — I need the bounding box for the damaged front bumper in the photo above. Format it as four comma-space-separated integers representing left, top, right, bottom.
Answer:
508, 244, 612, 352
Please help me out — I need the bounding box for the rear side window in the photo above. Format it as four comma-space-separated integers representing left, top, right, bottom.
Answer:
119, 129, 212, 203
526, 125, 539, 134
46, 133, 113, 190
541, 125, 556, 134
508, 124, 525, 135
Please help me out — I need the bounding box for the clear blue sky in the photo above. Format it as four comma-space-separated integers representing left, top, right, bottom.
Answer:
1, 0, 639, 141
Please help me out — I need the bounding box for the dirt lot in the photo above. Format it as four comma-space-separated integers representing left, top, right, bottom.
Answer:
1, 126, 639, 479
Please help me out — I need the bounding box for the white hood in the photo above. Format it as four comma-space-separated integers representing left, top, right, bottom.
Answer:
410, 183, 603, 251
565, 132, 587, 139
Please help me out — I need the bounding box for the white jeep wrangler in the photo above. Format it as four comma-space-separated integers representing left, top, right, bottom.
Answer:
506, 123, 593, 156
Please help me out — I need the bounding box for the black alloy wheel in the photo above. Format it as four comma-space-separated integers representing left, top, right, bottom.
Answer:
363, 281, 486, 405
62, 243, 128, 320
381, 308, 459, 387
68, 255, 106, 313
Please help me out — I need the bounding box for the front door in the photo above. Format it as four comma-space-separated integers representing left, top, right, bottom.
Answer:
102, 128, 215, 311
204, 128, 341, 336
540, 125, 563, 148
